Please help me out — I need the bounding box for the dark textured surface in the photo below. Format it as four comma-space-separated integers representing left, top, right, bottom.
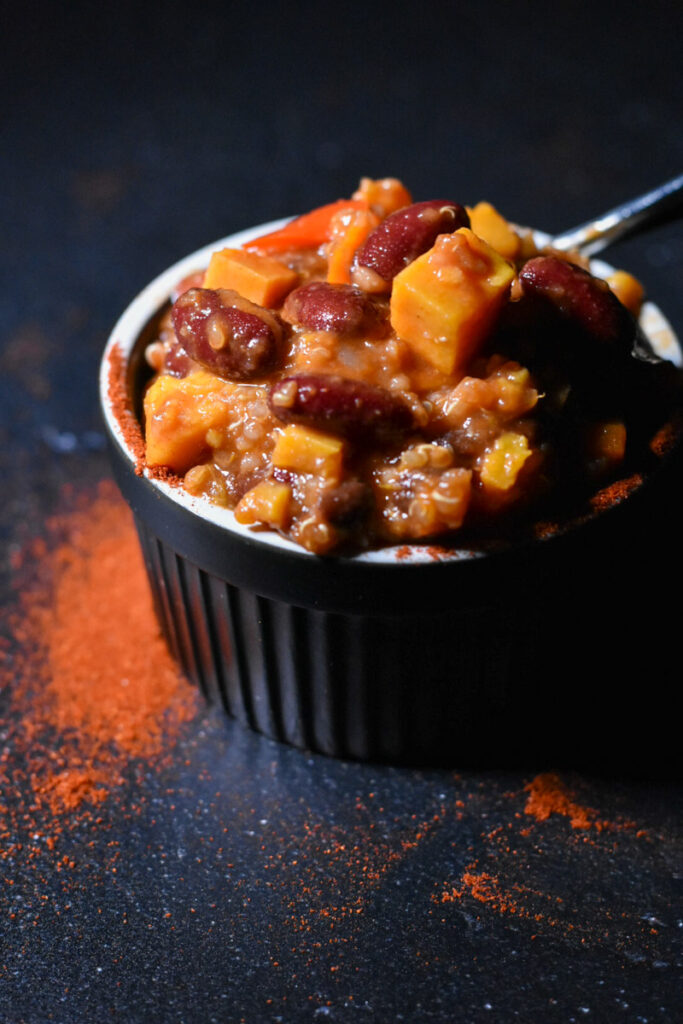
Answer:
2, 1, 682, 1020
3, 713, 683, 1023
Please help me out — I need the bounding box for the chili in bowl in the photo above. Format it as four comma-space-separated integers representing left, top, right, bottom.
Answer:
100, 177, 683, 766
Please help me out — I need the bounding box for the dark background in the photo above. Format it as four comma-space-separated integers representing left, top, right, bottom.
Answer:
1, 1, 682, 1021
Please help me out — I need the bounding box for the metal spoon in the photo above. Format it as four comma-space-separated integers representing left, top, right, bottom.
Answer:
549, 172, 683, 256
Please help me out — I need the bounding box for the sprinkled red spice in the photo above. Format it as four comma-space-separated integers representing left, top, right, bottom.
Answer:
434, 772, 652, 947
589, 472, 643, 514
650, 414, 682, 457
440, 868, 564, 926
0, 480, 198, 860
523, 772, 600, 830
106, 342, 146, 473
106, 342, 181, 485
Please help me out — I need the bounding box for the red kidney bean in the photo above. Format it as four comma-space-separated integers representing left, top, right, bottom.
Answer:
519, 256, 631, 346
281, 281, 384, 335
163, 339, 194, 377
354, 200, 470, 288
269, 373, 415, 443
516, 255, 654, 419
171, 287, 283, 381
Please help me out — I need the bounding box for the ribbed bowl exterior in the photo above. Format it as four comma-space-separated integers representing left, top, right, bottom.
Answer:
133, 516, 531, 764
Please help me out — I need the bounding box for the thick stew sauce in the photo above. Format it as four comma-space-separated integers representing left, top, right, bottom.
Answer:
142, 177, 669, 554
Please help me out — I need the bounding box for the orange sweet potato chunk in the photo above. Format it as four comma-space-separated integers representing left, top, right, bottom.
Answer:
468, 201, 522, 260
606, 270, 644, 316
390, 229, 516, 376
235, 480, 292, 529
351, 177, 413, 216
479, 431, 532, 491
271, 424, 345, 481
144, 370, 237, 472
203, 248, 299, 307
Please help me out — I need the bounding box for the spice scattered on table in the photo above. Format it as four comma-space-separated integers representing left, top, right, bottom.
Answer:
434, 772, 659, 948
0, 480, 198, 865
524, 771, 608, 829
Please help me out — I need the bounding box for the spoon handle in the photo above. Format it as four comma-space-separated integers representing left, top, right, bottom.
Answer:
550, 173, 683, 256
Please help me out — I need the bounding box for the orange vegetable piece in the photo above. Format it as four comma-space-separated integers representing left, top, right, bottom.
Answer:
489, 362, 539, 418
203, 247, 298, 306
244, 199, 368, 253
352, 177, 413, 217
468, 202, 522, 260
184, 463, 229, 506
390, 228, 516, 376
479, 432, 532, 492
606, 270, 644, 316
144, 370, 238, 472
271, 424, 344, 481
587, 421, 627, 463
235, 480, 292, 529
326, 206, 380, 285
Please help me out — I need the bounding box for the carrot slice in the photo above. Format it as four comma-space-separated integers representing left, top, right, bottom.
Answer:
326, 207, 380, 285
244, 199, 368, 253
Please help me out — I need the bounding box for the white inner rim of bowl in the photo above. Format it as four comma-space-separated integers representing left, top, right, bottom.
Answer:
100, 219, 682, 565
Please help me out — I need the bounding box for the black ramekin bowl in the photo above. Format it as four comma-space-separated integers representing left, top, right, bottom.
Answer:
100, 221, 683, 769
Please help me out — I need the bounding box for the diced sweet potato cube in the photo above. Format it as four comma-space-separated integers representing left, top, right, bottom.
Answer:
586, 421, 627, 463
203, 248, 299, 307
271, 424, 344, 480
234, 480, 292, 529
184, 463, 229, 506
479, 432, 532, 492
390, 228, 516, 376
352, 177, 413, 217
144, 370, 237, 472
467, 202, 522, 260
489, 363, 538, 418
606, 270, 644, 316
